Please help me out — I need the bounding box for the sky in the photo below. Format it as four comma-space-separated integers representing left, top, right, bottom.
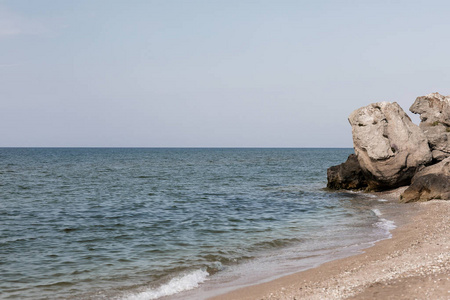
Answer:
1, 0, 450, 147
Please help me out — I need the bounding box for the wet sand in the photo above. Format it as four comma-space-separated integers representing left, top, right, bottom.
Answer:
210, 188, 450, 300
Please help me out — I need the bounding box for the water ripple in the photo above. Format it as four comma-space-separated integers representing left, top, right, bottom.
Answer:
0, 148, 386, 300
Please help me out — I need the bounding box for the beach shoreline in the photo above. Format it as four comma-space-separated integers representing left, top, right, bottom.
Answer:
209, 188, 450, 300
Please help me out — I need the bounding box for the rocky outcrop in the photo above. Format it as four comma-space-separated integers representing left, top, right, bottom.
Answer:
400, 157, 450, 202
348, 102, 432, 190
410, 92, 450, 161
327, 154, 368, 190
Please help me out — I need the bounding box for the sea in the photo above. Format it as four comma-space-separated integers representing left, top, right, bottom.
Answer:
0, 148, 398, 300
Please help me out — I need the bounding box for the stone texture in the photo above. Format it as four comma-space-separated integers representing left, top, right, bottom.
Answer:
327, 154, 368, 190
348, 102, 432, 190
410, 92, 450, 161
400, 157, 450, 202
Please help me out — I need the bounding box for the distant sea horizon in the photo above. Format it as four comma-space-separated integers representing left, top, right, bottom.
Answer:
0, 147, 353, 148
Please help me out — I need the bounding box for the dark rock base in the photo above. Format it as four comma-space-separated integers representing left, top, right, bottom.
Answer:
327, 154, 368, 190
400, 174, 450, 203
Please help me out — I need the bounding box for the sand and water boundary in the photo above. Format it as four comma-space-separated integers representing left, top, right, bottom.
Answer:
209, 187, 449, 300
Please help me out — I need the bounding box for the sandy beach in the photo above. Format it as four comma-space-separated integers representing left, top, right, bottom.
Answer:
210, 189, 450, 300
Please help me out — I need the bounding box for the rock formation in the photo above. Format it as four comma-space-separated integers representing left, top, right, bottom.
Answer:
327, 154, 368, 190
348, 102, 432, 190
410, 92, 450, 161
400, 157, 450, 202
327, 94, 450, 201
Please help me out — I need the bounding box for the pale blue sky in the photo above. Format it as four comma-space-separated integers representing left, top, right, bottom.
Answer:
1, 0, 449, 147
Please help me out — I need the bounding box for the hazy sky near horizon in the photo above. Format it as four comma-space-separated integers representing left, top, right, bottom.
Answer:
1, 0, 450, 147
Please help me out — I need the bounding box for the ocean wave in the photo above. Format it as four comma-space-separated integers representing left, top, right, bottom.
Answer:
121, 269, 209, 300
250, 237, 305, 251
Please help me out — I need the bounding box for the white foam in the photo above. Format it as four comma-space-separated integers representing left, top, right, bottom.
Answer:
372, 208, 396, 233
375, 218, 396, 231
377, 198, 388, 202
346, 190, 363, 194
122, 269, 209, 300
371, 208, 382, 216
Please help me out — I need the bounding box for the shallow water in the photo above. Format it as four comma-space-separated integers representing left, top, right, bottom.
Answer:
0, 148, 394, 299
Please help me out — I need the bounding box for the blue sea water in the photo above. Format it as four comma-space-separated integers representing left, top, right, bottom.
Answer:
0, 148, 395, 299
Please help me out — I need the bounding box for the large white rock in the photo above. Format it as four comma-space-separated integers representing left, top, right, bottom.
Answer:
348, 102, 432, 189
410, 92, 450, 161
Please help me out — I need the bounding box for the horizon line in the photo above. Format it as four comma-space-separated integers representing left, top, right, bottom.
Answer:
0, 146, 354, 149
